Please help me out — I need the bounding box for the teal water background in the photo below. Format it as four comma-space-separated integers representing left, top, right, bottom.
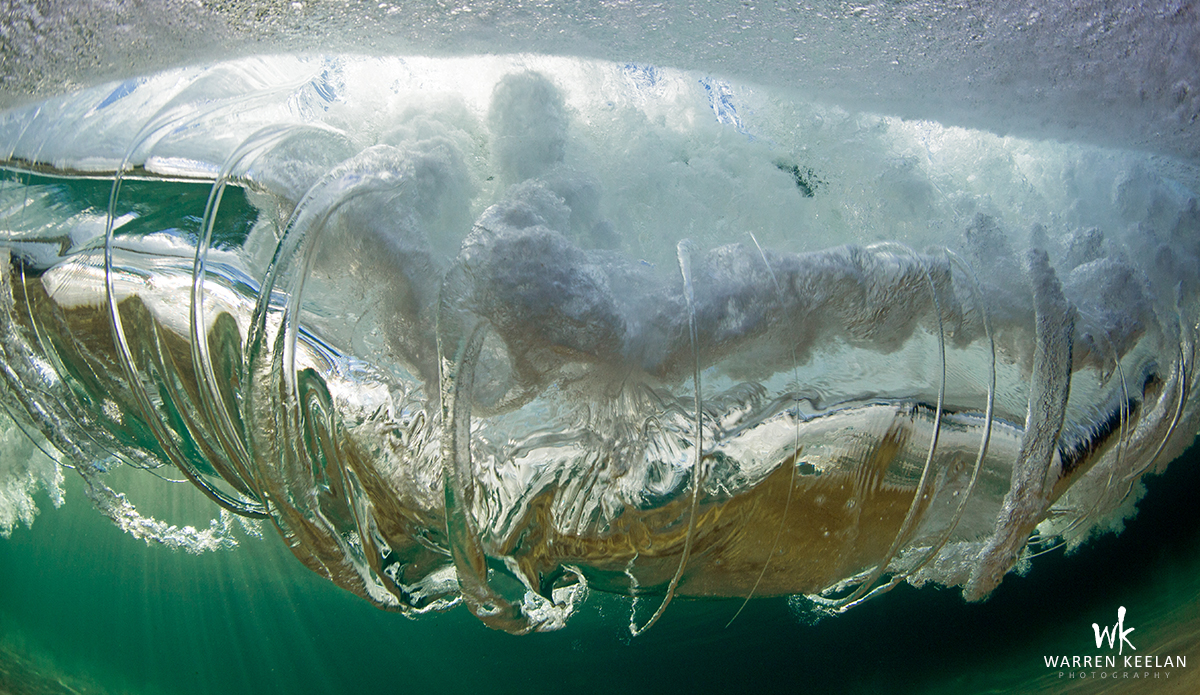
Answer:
2, 441, 1199, 695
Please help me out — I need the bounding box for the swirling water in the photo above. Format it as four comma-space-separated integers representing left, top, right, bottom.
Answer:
1, 52, 1199, 692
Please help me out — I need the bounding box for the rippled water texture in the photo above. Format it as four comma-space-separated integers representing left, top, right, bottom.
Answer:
0, 56, 1198, 647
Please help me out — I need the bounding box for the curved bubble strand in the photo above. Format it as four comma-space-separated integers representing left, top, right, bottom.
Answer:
188, 124, 352, 519
1139, 312, 1195, 480
629, 238, 705, 637
0, 106, 39, 163
725, 230, 802, 629
1029, 330, 1130, 557
965, 250, 1076, 601
101, 114, 236, 509
242, 146, 455, 613
2, 173, 142, 473
816, 243, 949, 611
896, 249, 998, 579
1098, 312, 1194, 520
91, 64, 352, 486
0, 129, 73, 471
826, 247, 998, 608
191, 151, 265, 513
93, 135, 250, 549
1078, 315, 1195, 537
96, 78, 312, 490
435, 224, 557, 631
0, 261, 73, 469
440, 318, 529, 630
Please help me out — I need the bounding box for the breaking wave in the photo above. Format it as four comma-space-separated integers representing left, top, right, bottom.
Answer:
0, 55, 1198, 634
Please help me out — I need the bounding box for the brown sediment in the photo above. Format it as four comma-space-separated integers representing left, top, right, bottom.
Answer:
500, 421, 935, 598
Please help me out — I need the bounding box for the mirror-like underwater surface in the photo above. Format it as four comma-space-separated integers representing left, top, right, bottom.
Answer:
0, 52, 1199, 691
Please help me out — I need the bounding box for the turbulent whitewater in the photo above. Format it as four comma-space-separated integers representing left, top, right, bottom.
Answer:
0, 55, 1197, 633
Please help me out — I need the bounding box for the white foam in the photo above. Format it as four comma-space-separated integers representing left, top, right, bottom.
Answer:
0, 411, 62, 537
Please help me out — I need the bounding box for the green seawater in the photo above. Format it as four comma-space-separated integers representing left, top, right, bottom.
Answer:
2, 444, 1199, 695
5, 170, 259, 250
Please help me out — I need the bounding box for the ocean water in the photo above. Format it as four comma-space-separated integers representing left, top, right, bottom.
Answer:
1, 443, 1199, 695
0, 44, 1198, 694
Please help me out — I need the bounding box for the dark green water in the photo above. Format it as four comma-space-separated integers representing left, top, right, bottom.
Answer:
2, 442, 1199, 695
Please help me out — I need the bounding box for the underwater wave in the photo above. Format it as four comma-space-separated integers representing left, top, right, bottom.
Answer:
0, 55, 1198, 635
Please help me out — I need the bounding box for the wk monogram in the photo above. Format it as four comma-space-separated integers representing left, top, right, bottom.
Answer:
1093, 606, 1136, 655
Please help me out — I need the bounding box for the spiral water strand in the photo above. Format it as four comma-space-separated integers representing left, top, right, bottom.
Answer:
187, 124, 352, 519
628, 238, 705, 636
